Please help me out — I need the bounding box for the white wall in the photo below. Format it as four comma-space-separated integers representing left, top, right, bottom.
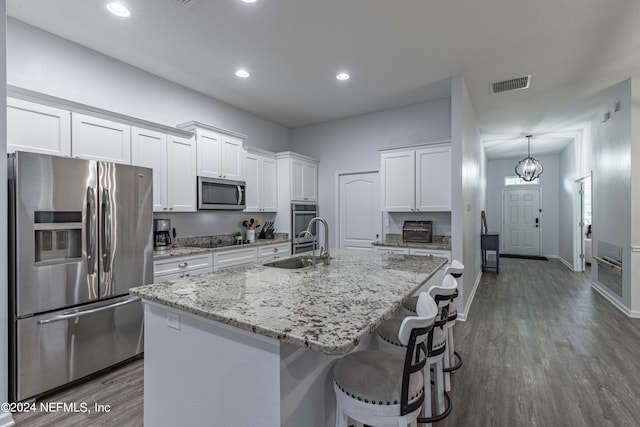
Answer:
486, 154, 560, 257
1, 2, 12, 425
451, 76, 483, 315
291, 96, 452, 246
589, 79, 632, 310
6, 18, 293, 237
558, 141, 577, 266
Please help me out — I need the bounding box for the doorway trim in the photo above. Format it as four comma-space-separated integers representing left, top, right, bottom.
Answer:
334, 168, 381, 250
573, 172, 593, 272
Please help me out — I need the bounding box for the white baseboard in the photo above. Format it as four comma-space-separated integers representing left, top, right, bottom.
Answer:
0, 412, 15, 427
590, 281, 640, 318
557, 256, 575, 271
457, 268, 482, 322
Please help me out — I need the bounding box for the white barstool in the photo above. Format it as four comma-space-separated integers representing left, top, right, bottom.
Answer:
332, 293, 438, 427
441, 260, 464, 391
377, 275, 457, 425
403, 260, 464, 392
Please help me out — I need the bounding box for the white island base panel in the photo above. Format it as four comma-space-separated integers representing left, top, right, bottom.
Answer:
143, 301, 371, 427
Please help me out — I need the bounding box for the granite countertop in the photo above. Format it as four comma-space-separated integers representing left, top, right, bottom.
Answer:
371, 240, 451, 250
153, 238, 291, 260
131, 249, 447, 355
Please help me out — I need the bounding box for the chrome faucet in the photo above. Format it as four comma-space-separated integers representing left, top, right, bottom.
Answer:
306, 217, 330, 265
297, 230, 316, 259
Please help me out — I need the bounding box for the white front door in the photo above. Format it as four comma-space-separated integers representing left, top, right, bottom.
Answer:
503, 188, 541, 256
338, 171, 380, 251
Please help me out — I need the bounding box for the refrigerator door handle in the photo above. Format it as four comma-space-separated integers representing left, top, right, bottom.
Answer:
86, 186, 96, 275
101, 188, 112, 272
36, 296, 141, 325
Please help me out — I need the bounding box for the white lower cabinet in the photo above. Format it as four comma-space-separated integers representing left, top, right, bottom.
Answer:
154, 253, 213, 282
213, 247, 258, 271
258, 242, 291, 262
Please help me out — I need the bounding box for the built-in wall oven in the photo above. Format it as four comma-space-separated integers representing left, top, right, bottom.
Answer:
292, 203, 317, 254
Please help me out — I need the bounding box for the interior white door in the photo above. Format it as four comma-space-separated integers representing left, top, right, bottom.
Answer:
339, 172, 380, 251
502, 188, 541, 256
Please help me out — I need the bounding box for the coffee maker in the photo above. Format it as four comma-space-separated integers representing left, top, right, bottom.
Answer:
154, 219, 172, 251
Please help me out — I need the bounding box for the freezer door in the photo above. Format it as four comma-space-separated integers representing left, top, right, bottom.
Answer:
12, 296, 143, 402
11, 152, 99, 316
98, 162, 153, 298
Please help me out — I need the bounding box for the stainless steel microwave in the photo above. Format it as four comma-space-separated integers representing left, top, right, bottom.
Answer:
198, 177, 246, 210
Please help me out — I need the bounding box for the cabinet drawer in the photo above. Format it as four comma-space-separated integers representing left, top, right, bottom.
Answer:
214, 247, 257, 271
258, 243, 291, 259
374, 246, 410, 255
409, 248, 451, 261
154, 254, 213, 278
154, 266, 213, 282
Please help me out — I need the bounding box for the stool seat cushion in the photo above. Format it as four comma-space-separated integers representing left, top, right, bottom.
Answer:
403, 296, 419, 313
333, 350, 423, 405
378, 318, 446, 351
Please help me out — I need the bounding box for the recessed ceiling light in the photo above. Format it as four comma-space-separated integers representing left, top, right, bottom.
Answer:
336, 72, 350, 81
241, 0, 258, 3
106, 2, 131, 17
235, 69, 250, 78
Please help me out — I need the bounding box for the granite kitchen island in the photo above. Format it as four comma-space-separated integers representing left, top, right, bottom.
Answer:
131, 249, 447, 427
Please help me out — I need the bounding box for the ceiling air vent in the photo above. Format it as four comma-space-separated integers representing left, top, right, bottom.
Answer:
172, 0, 202, 7
490, 75, 531, 94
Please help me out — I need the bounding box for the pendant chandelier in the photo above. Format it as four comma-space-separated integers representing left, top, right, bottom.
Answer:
515, 135, 543, 182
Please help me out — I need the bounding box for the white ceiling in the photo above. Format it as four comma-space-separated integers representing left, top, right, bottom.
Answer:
7, 0, 640, 159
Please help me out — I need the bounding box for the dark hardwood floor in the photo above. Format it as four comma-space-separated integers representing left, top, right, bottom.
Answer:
11, 258, 640, 426
11, 358, 143, 426
437, 258, 640, 427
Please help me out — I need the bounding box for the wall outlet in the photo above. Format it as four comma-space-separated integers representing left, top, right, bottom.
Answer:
166, 313, 181, 330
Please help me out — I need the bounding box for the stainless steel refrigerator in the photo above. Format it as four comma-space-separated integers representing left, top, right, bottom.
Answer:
8, 151, 153, 402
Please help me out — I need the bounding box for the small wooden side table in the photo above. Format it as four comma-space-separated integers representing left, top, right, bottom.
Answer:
481, 233, 500, 274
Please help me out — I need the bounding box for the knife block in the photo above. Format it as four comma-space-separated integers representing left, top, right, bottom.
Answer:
259, 229, 274, 239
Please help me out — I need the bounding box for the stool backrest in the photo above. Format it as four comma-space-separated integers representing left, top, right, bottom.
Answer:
444, 259, 464, 278
428, 274, 458, 325
398, 292, 437, 416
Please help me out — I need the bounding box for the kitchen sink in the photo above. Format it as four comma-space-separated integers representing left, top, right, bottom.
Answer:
263, 256, 322, 269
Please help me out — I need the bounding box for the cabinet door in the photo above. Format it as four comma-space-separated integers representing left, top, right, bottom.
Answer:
221, 135, 243, 180
415, 146, 451, 211
380, 150, 415, 211
261, 156, 278, 211
7, 98, 71, 156
196, 129, 222, 178
167, 135, 197, 212
244, 152, 260, 212
291, 158, 305, 201
131, 127, 167, 211
302, 161, 317, 202
72, 113, 131, 164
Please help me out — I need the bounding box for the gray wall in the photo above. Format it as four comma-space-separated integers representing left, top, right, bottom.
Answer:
6, 18, 292, 237
589, 79, 632, 309
291, 96, 452, 246
558, 141, 577, 267
451, 76, 483, 315
1, 1, 10, 422
486, 154, 560, 257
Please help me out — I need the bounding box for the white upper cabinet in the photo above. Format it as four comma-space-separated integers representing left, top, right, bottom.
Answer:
7, 97, 71, 157
167, 135, 197, 212
289, 155, 318, 202
415, 146, 452, 211
380, 150, 415, 211
380, 144, 451, 212
131, 127, 167, 211
131, 127, 196, 212
178, 122, 245, 181
244, 148, 277, 212
72, 113, 131, 164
